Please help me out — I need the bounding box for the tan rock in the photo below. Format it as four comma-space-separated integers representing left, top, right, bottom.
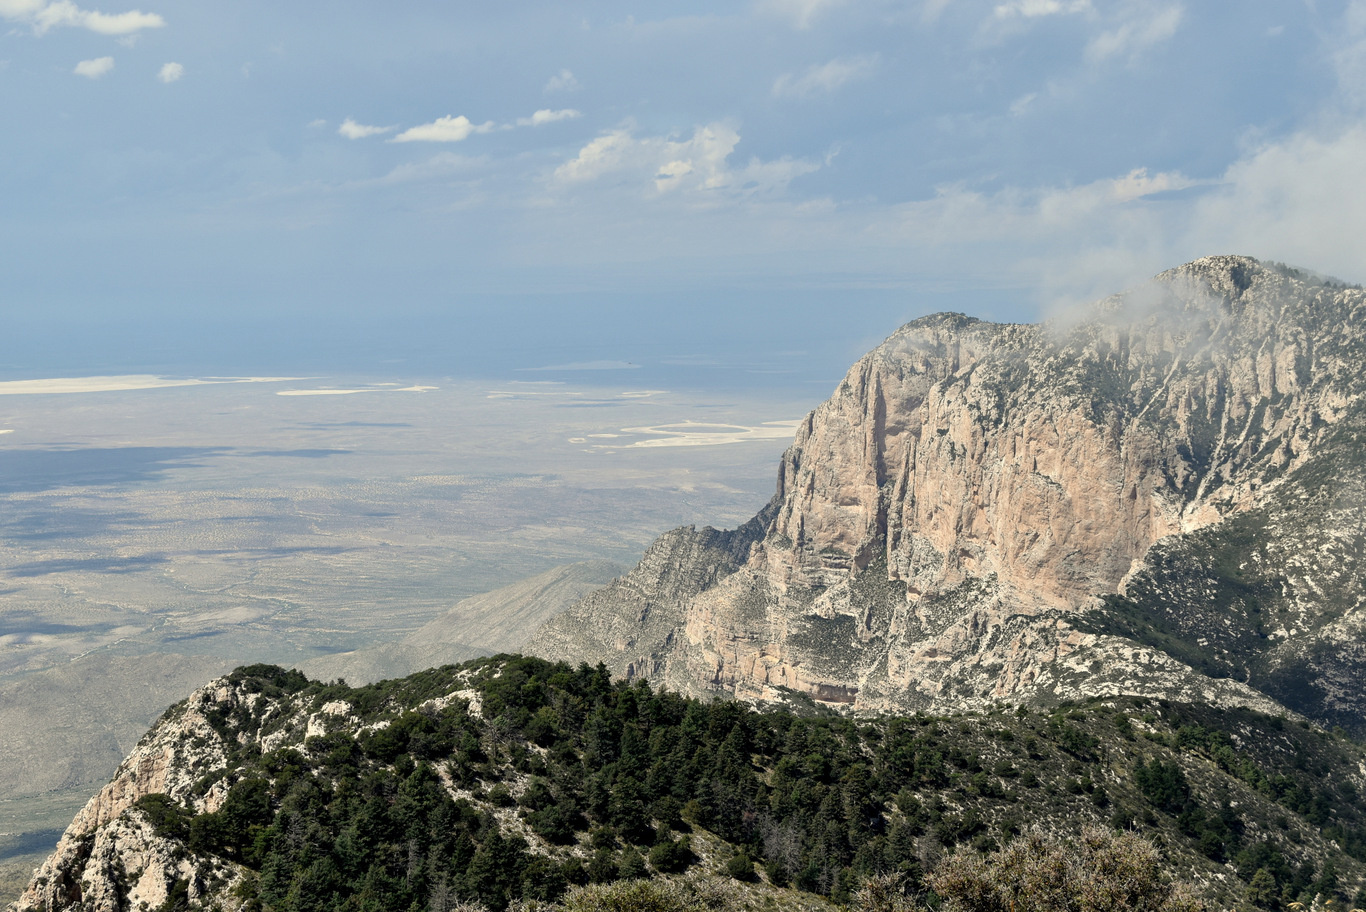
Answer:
528, 256, 1366, 721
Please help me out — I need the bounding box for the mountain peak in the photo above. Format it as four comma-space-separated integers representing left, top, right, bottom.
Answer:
529, 257, 1366, 729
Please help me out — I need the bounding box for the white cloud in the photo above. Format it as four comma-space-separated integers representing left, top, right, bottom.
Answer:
338, 117, 394, 140
890, 166, 1195, 245
833, 122, 1366, 307
391, 115, 496, 143
517, 108, 582, 127
1107, 166, 1194, 202
759, 0, 845, 29
1085, 4, 1183, 62
554, 122, 818, 198
307, 118, 327, 129
157, 61, 182, 83
1, 0, 164, 34
554, 130, 638, 184
545, 68, 579, 92
992, 0, 1091, 18
773, 54, 877, 99
73, 54, 112, 78
921, 0, 953, 21
1186, 124, 1366, 279
984, 0, 1182, 65
0, 0, 42, 17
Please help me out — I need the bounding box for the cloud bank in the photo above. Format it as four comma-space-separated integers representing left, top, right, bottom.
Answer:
761, 0, 846, 29
1, 0, 164, 35
992, 0, 1092, 19
1085, 5, 1183, 62
773, 55, 878, 98
544, 68, 579, 92
516, 108, 581, 127
554, 122, 818, 198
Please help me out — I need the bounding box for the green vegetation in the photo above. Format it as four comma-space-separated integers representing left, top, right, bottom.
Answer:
137, 658, 1366, 912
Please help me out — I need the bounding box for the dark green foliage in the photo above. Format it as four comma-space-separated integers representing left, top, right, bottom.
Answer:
647, 836, 694, 874
1135, 759, 1192, 815
228, 665, 312, 696
618, 848, 648, 880
154, 877, 191, 912
134, 794, 193, 841
165, 659, 1366, 912
588, 848, 620, 884
723, 849, 756, 882
1243, 867, 1278, 909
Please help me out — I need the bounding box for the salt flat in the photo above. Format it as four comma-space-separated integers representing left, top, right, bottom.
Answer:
0, 376, 301, 395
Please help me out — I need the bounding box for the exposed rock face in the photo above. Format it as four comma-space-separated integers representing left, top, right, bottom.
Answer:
9, 682, 254, 912
528, 256, 1366, 725
299, 560, 625, 685
8, 663, 552, 912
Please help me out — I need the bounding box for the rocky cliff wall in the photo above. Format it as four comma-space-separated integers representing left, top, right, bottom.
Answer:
528, 256, 1366, 723
9, 682, 256, 912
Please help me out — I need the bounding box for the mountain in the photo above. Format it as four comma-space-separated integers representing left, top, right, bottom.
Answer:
0, 651, 238, 895
10, 659, 1365, 912
0, 561, 622, 894
528, 256, 1366, 729
298, 560, 625, 685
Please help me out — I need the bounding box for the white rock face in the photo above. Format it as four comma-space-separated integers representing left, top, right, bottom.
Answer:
528, 257, 1366, 722
8, 667, 497, 912
8, 683, 254, 912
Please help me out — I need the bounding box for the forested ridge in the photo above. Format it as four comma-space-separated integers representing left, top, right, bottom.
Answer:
120, 657, 1366, 912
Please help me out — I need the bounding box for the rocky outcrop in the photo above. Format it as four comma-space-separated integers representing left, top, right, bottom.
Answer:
528, 256, 1366, 725
528, 512, 773, 684
9, 682, 255, 912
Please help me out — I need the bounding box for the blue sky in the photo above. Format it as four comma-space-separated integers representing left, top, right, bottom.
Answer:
4, 0, 1366, 384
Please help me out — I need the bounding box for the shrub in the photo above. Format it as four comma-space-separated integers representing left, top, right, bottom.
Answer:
560, 877, 735, 912
928, 827, 1202, 912
648, 836, 694, 874
723, 850, 756, 882
619, 848, 649, 880
852, 872, 916, 912
134, 794, 192, 840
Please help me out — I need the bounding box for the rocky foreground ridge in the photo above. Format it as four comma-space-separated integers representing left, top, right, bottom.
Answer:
11, 659, 1366, 912
528, 256, 1366, 728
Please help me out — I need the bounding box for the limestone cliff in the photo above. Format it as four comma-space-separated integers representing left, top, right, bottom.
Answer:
527, 256, 1366, 725
9, 681, 254, 912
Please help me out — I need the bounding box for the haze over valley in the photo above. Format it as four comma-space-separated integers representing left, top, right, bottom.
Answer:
0, 373, 812, 887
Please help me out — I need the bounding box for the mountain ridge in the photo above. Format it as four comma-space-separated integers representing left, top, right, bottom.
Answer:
528, 255, 1366, 728
10, 658, 1366, 912
299, 560, 625, 685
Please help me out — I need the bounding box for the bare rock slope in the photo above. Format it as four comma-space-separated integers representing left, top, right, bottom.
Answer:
299, 560, 624, 685
528, 256, 1366, 726
8, 679, 256, 912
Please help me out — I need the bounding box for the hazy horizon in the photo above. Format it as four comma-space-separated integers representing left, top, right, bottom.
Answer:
7, 1, 1366, 386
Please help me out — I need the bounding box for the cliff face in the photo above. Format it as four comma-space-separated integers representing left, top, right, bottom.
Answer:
10, 682, 252, 912
528, 256, 1366, 724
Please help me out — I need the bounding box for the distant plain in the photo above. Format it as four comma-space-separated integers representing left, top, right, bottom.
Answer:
0, 373, 815, 896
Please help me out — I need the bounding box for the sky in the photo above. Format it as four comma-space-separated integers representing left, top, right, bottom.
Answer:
4, 0, 1366, 385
